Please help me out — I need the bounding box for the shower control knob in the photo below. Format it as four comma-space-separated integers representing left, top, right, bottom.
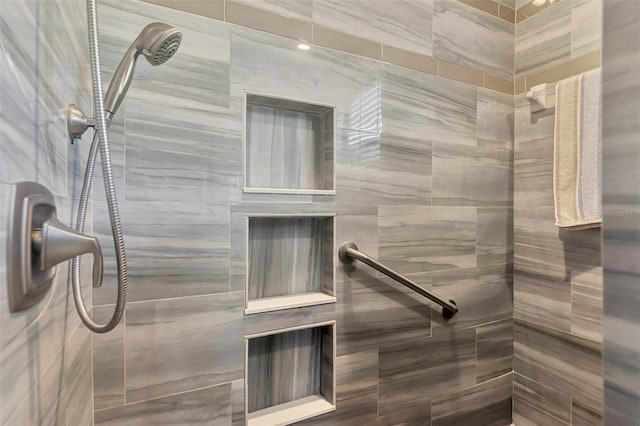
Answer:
6, 182, 103, 312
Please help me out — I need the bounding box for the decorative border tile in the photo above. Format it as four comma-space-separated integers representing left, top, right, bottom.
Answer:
139, 0, 516, 93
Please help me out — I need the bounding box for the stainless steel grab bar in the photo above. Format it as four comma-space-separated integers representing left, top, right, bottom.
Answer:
338, 241, 459, 319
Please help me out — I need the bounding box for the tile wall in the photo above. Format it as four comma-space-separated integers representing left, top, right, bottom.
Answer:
513, 0, 604, 425
0, 0, 609, 425
0, 0, 94, 424
602, 2, 640, 425
90, 0, 514, 424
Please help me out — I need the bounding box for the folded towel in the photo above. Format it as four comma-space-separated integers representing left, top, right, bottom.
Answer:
553, 68, 602, 229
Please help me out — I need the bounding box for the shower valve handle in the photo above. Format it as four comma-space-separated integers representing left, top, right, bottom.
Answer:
33, 217, 104, 288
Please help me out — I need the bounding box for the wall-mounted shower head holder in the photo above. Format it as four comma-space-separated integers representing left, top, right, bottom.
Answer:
6, 182, 103, 313
66, 103, 97, 141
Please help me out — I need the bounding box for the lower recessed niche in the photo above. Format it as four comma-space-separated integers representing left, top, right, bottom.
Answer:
245, 214, 335, 314
245, 322, 336, 425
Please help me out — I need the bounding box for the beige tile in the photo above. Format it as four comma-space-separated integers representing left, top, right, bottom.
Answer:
383, 45, 437, 75
515, 77, 526, 94
459, 0, 499, 17
313, 25, 382, 60
139, 0, 224, 20
438, 60, 484, 86
499, 4, 516, 23
525, 49, 601, 90
484, 74, 514, 94
516, 0, 550, 23
226, 0, 312, 41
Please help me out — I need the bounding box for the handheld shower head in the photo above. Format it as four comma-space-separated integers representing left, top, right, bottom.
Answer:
104, 22, 182, 117
138, 22, 182, 66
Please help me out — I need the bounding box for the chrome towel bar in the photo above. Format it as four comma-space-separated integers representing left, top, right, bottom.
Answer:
338, 241, 459, 319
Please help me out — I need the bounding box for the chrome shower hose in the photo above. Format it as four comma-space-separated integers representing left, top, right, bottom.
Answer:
71, 0, 128, 333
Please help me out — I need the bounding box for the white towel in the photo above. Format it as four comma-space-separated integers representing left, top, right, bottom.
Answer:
553, 68, 602, 229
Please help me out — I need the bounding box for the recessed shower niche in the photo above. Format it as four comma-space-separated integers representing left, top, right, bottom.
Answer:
245, 214, 336, 314
243, 93, 336, 194
245, 322, 336, 425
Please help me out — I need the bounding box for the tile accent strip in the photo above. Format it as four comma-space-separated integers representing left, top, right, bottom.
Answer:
382, 45, 438, 75
137, 0, 515, 93
438, 60, 485, 87
314, 26, 382, 60
140, 0, 224, 19
226, 0, 313, 42
459, 0, 517, 23
515, 49, 601, 94
516, 0, 554, 23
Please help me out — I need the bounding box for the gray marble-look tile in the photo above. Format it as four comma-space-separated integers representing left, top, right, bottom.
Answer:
431, 264, 513, 330
62, 324, 93, 426
298, 349, 378, 425
231, 379, 244, 426
477, 319, 514, 383
335, 206, 379, 283
98, 0, 231, 111
93, 306, 125, 410
602, 3, 640, 423
477, 88, 514, 150
0, 204, 87, 425
124, 292, 244, 403
514, 320, 603, 411
571, 0, 602, 57
514, 90, 557, 143
515, 0, 572, 77
434, 0, 514, 79
236, 0, 313, 20
0, 0, 91, 194
95, 383, 231, 426
4, 331, 68, 426
514, 132, 555, 209
514, 373, 571, 426
313, 0, 433, 55
432, 143, 512, 206
124, 98, 242, 202
336, 273, 431, 357
431, 373, 512, 426
5, 323, 93, 426
378, 328, 476, 425
93, 201, 230, 304
230, 203, 335, 293
572, 398, 603, 426
378, 206, 476, 274
571, 267, 603, 343
245, 102, 332, 191
381, 63, 477, 145
514, 256, 572, 332
230, 28, 381, 132
250, 330, 318, 410
247, 216, 331, 299
336, 130, 431, 207
248, 326, 326, 412
92, 107, 125, 202
478, 207, 514, 266
514, 206, 601, 269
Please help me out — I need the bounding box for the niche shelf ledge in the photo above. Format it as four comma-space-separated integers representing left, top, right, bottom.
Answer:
245, 293, 337, 315
247, 395, 335, 426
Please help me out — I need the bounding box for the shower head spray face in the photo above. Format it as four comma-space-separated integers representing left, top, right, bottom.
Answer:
138, 22, 182, 66
103, 22, 182, 117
